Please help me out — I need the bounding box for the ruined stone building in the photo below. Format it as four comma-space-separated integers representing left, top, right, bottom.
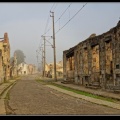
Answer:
17, 62, 28, 75
28, 64, 37, 74
0, 33, 10, 83
0, 48, 3, 83
45, 61, 63, 78
63, 21, 120, 90
10, 52, 18, 78
17, 62, 37, 76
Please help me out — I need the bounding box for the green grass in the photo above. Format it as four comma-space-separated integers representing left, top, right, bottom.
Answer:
36, 79, 50, 85
13, 76, 21, 80
5, 92, 10, 100
36, 78, 118, 103
51, 83, 116, 102
4, 81, 9, 83
0, 82, 3, 85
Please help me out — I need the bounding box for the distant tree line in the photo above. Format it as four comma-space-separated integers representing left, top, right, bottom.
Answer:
10, 49, 26, 65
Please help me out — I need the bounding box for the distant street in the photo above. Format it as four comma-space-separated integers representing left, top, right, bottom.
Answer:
5, 74, 120, 115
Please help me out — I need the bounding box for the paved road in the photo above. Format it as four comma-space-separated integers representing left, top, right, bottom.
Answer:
5, 74, 120, 115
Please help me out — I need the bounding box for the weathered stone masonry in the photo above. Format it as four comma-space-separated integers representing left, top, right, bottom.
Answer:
0, 33, 10, 83
63, 21, 120, 89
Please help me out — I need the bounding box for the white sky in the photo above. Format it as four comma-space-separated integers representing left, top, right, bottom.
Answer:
0, 2, 120, 67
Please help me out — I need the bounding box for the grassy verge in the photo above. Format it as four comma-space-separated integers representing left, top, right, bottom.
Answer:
5, 92, 10, 100
0, 84, 12, 97
12, 76, 21, 80
0, 81, 16, 97
4, 82, 17, 115
36, 79, 49, 85
36, 78, 118, 103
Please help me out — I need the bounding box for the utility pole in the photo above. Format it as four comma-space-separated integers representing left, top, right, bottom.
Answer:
41, 47, 44, 77
41, 36, 46, 78
39, 47, 44, 77
43, 36, 46, 77
41, 35, 52, 78
36, 50, 39, 72
50, 11, 57, 82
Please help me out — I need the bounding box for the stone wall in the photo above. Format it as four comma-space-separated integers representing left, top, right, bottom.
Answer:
0, 50, 4, 83
63, 21, 120, 89
0, 33, 10, 82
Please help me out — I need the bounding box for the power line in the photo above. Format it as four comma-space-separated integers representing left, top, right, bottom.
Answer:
42, 3, 72, 36
52, 3, 57, 11
45, 38, 53, 46
38, 38, 42, 49
44, 14, 50, 34
50, 3, 56, 11
68, 5, 70, 20
55, 3, 88, 34
36, 49, 42, 56
42, 26, 52, 36
38, 42, 44, 55
36, 50, 39, 67
55, 3, 72, 24
43, 3, 55, 35
69, 3, 87, 22
39, 3, 88, 70
36, 40, 41, 62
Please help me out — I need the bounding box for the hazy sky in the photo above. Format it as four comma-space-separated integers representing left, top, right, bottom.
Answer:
0, 2, 120, 67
